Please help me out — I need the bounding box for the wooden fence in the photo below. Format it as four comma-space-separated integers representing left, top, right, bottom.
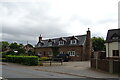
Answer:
91, 59, 120, 73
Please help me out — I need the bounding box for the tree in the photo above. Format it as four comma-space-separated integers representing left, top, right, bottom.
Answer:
0, 41, 9, 51
17, 48, 26, 54
92, 37, 106, 51
52, 47, 59, 57
28, 50, 34, 56
9, 42, 20, 50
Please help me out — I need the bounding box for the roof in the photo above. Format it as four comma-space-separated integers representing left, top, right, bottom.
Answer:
106, 28, 120, 43
36, 35, 87, 48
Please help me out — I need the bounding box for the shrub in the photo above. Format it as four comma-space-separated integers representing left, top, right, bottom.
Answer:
1, 52, 7, 58
39, 57, 49, 61
6, 55, 39, 66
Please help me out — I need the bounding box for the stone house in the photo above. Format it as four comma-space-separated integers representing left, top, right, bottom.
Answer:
105, 28, 120, 59
34, 29, 92, 61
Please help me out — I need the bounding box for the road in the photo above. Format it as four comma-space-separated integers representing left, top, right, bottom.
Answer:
1, 62, 119, 80
2, 62, 83, 78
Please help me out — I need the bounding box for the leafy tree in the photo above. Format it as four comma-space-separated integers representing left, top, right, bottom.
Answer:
92, 37, 106, 51
52, 47, 59, 57
28, 50, 34, 56
0, 41, 9, 51
9, 42, 20, 50
19, 43, 24, 48
17, 48, 26, 54
6, 50, 16, 55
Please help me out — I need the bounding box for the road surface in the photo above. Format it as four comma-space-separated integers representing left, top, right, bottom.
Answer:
2, 62, 83, 78
1, 62, 119, 80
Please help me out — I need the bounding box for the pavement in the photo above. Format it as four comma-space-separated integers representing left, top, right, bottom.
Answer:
1, 61, 120, 79
28, 61, 119, 78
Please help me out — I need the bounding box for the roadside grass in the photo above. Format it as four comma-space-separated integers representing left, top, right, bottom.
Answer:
113, 73, 120, 76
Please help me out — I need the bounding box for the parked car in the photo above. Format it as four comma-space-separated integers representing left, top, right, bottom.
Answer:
54, 53, 70, 62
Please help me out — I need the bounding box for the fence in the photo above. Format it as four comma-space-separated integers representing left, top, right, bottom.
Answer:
40, 58, 63, 66
91, 59, 120, 73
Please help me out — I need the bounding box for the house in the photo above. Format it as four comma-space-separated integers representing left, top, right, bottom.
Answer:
24, 44, 34, 53
105, 28, 120, 59
34, 29, 92, 61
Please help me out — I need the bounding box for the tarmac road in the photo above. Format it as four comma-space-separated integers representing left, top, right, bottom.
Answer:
1, 62, 119, 80
2, 62, 83, 78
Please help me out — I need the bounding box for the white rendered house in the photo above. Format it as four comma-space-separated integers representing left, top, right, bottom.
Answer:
105, 29, 120, 59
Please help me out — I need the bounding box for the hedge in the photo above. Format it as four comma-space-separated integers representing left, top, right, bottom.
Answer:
39, 57, 50, 61
6, 55, 39, 66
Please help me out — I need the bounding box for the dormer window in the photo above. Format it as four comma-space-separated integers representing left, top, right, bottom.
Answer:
70, 39, 77, 44
59, 37, 66, 45
111, 33, 119, 41
112, 37, 119, 40
70, 36, 78, 45
48, 42, 52, 46
59, 41, 65, 45
48, 39, 53, 46
37, 42, 44, 47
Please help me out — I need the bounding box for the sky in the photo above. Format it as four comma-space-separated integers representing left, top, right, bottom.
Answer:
0, 0, 119, 45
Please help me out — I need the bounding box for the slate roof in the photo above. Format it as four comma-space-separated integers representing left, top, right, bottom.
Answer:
36, 35, 87, 48
106, 28, 120, 43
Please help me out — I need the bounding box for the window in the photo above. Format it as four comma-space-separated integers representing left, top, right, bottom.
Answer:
70, 40, 77, 44
68, 51, 75, 56
59, 41, 64, 45
38, 52, 42, 56
38, 43, 41, 47
60, 51, 64, 54
113, 50, 119, 56
48, 51, 53, 56
48, 42, 52, 46
112, 37, 119, 40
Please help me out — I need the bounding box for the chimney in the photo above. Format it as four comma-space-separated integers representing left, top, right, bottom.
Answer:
85, 28, 92, 60
87, 28, 90, 38
39, 34, 42, 42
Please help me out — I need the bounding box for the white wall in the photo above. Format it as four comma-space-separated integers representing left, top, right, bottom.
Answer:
105, 42, 120, 57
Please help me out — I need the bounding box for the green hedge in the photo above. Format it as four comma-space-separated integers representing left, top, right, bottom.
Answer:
6, 55, 39, 66
39, 57, 50, 61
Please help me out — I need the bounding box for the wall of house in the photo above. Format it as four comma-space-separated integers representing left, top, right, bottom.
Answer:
34, 46, 85, 61
105, 42, 120, 58
34, 47, 52, 57
59, 46, 83, 61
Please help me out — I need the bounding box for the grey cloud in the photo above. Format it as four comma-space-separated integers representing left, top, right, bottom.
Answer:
97, 18, 117, 24
70, 15, 92, 26
1, 2, 69, 44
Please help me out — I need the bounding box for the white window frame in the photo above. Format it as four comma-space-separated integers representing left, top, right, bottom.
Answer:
38, 43, 41, 47
60, 51, 64, 54
48, 42, 52, 46
70, 40, 77, 44
112, 37, 119, 40
48, 51, 53, 56
68, 51, 75, 56
59, 41, 64, 45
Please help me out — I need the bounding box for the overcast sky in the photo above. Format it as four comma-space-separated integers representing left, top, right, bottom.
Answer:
0, 0, 119, 45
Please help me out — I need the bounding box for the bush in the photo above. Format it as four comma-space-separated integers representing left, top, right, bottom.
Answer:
6, 55, 39, 66
1, 52, 7, 58
39, 57, 50, 61
2, 58, 7, 62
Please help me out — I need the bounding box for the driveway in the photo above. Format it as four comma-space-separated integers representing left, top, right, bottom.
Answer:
30, 61, 119, 78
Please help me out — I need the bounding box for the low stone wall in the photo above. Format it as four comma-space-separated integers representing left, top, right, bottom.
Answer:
91, 59, 120, 73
